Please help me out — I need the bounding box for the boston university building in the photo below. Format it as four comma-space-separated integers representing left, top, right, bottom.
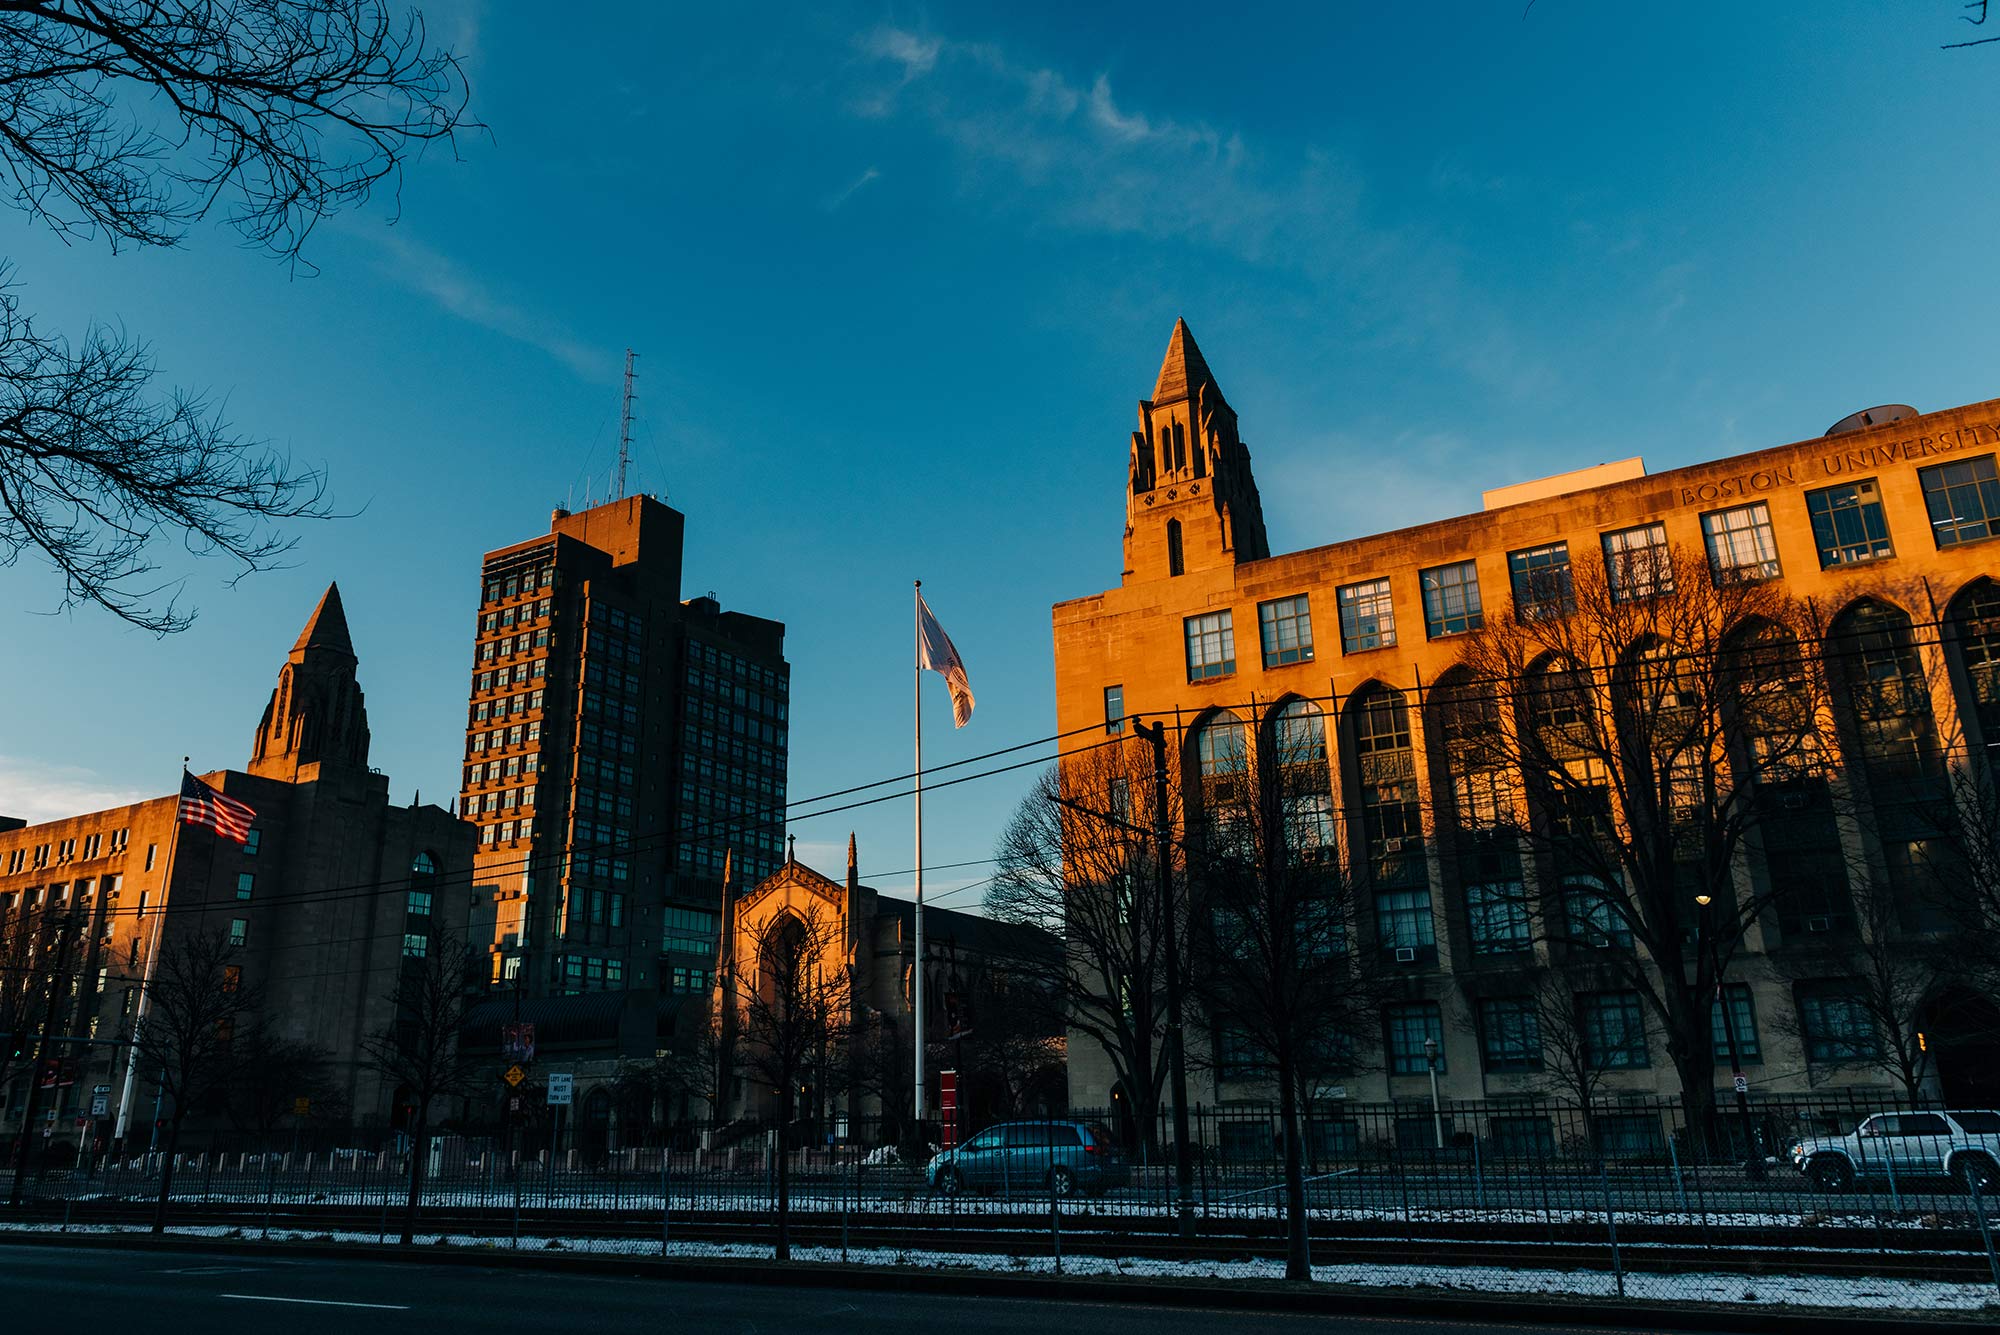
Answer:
1052, 320, 2000, 1123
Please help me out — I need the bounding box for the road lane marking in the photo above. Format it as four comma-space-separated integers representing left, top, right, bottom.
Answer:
219, 1295, 410, 1310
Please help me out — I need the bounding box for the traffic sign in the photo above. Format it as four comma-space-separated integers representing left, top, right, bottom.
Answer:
503, 1064, 526, 1088
89, 1093, 109, 1117
546, 1072, 573, 1106
1732, 1074, 1749, 1095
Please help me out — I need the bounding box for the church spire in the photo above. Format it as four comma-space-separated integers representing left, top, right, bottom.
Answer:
291, 581, 356, 657
1152, 317, 1219, 406
249, 582, 372, 781
1122, 319, 1269, 583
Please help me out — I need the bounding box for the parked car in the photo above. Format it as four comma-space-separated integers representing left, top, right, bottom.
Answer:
1791, 1110, 2000, 1193
926, 1120, 1129, 1198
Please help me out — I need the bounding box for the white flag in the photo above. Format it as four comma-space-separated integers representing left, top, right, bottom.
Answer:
917, 593, 975, 728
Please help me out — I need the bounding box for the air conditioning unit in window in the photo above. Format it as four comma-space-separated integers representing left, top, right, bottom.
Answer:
1395, 947, 1418, 964
1806, 915, 1832, 933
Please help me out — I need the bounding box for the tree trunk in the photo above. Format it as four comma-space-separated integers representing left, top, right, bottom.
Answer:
1277, 1058, 1310, 1283
151, 1112, 186, 1234
774, 1087, 792, 1262
400, 1104, 429, 1246
1672, 1048, 1719, 1164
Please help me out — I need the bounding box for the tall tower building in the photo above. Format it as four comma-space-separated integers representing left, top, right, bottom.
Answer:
462, 496, 788, 1029
1122, 318, 1269, 584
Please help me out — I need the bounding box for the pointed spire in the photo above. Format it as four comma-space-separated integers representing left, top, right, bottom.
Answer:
291, 582, 355, 657
847, 832, 857, 876
1151, 317, 1217, 405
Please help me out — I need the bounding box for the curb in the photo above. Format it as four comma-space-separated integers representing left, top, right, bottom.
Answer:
1, 1228, 1988, 1333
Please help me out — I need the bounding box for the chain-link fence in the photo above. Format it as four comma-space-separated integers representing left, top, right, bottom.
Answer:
4, 1093, 1999, 1315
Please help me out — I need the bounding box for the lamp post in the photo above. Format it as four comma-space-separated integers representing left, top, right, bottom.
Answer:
1423, 1036, 1444, 1149
1693, 892, 1764, 1181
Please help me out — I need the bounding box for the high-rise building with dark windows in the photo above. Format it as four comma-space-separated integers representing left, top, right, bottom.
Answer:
462, 496, 788, 1043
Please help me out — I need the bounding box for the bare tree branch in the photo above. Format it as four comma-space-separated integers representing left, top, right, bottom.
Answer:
0, 1, 472, 629
361, 929, 481, 1246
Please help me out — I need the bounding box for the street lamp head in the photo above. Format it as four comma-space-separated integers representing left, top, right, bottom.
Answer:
1423, 1037, 1437, 1056
1694, 893, 1712, 907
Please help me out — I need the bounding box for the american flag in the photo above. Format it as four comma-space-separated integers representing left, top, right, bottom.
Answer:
179, 772, 255, 844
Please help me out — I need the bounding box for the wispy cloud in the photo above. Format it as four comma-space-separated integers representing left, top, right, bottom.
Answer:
823, 166, 882, 212
364, 230, 614, 380
0, 757, 150, 826
848, 25, 1552, 398
852, 25, 1352, 263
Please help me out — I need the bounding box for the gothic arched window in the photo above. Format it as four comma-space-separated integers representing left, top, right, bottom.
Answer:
1346, 684, 1431, 959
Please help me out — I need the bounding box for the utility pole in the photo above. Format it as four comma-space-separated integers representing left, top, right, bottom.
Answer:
8, 910, 79, 1206
616, 348, 638, 500
1137, 719, 1195, 1239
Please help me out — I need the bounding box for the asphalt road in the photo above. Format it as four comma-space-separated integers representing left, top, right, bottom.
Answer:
0, 1241, 1761, 1335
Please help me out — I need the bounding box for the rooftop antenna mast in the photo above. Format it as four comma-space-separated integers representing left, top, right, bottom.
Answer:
616, 347, 638, 500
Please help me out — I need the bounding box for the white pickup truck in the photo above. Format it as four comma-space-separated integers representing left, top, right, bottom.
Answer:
1791, 1110, 2000, 1193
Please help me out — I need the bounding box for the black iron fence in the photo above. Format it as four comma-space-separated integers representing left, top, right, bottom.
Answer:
4, 1092, 1999, 1315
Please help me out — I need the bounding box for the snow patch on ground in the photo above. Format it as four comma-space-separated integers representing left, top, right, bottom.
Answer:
3, 1221, 1993, 1313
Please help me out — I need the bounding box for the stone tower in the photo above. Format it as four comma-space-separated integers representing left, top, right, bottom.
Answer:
1121, 318, 1270, 584
249, 582, 372, 781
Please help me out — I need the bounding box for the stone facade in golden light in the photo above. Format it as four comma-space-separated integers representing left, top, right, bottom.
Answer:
0, 586, 475, 1161
710, 836, 1054, 1131
1054, 321, 2000, 1115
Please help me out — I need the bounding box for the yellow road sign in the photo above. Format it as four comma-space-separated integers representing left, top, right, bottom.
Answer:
503, 1065, 526, 1087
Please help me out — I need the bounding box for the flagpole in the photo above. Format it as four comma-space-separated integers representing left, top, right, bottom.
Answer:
912, 580, 927, 1126
114, 757, 187, 1152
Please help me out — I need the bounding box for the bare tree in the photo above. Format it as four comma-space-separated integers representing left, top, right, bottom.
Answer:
224, 1024, 345, 1144
725, 903, 848, 1262
1450, 542, 1842, 1152
1529, 971, 1632, 1150
1183, 700, 1387, 1283
361, 930, 480, 1247
132, 926, 258, 1232
1770, 872, 1945, 1104
3, 902, 87, 1203
613, 994, 723, 1142
846, 1005, 916, 1148
947, 967, 1067, 1124
987, 738, 1182, 1157
0, 1, 473, 630
1947, 0, 2000, 49
0, 901, 62, 1105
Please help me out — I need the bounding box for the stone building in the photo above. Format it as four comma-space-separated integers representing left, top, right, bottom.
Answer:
0, 585, 474, 1159
490, 838, 1061, 1157
711, 838, 1061, 1135
461, 496, 788, 1067
1052, 320, 2000, 1121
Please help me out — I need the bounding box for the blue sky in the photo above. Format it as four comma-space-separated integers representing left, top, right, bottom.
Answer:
2, 3, 1997, 910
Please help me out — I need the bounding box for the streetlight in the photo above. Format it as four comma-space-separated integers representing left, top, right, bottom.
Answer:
1422, 1036, 1444, 1150
1693, 891, 1764, 1181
